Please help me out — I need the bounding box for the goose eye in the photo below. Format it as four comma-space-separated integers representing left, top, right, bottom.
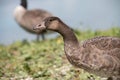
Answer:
49, 19, 53, 22
38, 24, 41, 26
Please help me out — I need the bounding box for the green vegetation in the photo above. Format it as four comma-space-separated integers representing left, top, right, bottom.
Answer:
0, 27, 120, 80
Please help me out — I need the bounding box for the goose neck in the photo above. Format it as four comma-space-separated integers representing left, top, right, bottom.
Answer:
59, 24, 81, 66
57, 23, 79, 45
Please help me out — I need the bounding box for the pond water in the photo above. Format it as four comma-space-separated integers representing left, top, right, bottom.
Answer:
0, 0, 120, 45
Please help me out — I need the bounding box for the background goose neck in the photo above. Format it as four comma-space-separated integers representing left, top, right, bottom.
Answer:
21, 0, 27, 9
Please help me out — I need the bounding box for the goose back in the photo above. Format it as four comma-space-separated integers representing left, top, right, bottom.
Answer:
75, 36, 120, 77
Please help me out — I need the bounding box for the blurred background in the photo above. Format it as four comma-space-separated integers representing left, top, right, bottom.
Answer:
0, 0, 120, 45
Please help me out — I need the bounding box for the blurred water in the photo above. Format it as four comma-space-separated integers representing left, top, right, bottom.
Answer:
0, 0, 120, 45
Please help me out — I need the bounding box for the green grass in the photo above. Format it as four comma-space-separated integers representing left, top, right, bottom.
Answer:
0, 27, 120, 80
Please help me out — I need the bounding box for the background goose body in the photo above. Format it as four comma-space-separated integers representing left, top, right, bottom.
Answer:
33, 17, 120, 80
14, 0, 52, 40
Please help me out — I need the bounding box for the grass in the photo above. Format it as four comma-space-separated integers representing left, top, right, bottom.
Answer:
0, 27, 120, 80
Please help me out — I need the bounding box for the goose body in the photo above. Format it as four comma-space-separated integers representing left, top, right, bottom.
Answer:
33, 17, 120, 79
14, 0, 52, 40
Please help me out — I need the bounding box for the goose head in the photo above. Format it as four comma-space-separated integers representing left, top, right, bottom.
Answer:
33, 17, 61, 32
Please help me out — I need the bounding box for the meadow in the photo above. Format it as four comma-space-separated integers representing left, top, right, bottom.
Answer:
0, 27, 120, 80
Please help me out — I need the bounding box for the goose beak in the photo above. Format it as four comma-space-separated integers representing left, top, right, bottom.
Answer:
33, 22, 46, 31
33, 24, 41, 30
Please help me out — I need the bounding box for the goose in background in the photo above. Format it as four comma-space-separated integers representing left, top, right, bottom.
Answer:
14, 0, 52, 40
33, 17, 120, 80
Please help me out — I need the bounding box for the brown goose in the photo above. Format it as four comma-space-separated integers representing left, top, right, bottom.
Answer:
33, 17, 120, 80
14, 0, 52, 40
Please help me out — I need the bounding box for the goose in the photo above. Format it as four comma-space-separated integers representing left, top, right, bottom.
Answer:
14, 0, 52, 40
33, 17, 120, 80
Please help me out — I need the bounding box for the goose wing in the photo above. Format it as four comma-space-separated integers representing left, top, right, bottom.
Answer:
79, 36, 120, 77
